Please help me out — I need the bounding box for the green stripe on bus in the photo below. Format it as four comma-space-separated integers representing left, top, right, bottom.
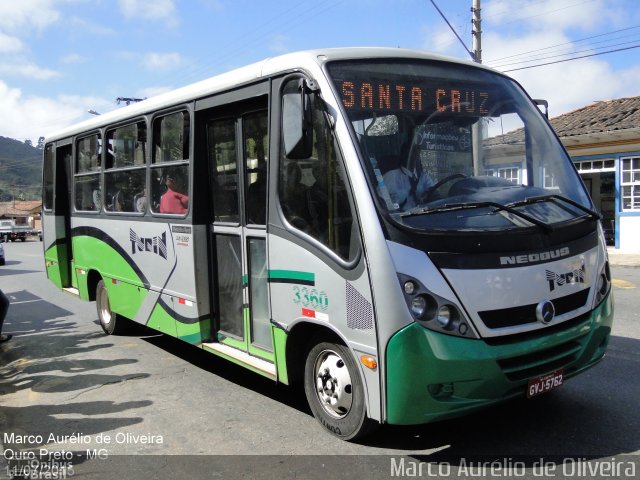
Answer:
267, 269, 315, 285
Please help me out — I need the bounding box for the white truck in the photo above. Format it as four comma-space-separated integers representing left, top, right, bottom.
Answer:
0, 219, 34, 242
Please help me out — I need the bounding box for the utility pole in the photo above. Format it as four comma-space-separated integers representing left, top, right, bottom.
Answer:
471, 0, 482, 63
471, 0, 482, 176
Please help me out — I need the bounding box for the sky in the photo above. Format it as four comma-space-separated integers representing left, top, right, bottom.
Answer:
1, 0, 640, 143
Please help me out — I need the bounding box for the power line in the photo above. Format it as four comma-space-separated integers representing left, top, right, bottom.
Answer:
502, 44, 640, 72
153, 0, 345, 89
485, 25, 640, 63
490, 38, 640, 69
485, 0, 598, 27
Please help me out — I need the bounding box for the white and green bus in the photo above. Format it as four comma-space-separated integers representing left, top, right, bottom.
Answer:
42, 48, 613, 440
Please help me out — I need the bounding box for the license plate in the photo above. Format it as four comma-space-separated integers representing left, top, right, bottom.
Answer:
527, 369, 564, 398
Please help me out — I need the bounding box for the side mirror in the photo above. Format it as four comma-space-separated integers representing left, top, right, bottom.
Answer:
282, 79, 315, 159
533, 99, 549, 119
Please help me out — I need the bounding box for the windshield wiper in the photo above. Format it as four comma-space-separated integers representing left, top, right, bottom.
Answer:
508, 194, 602, 221
401, 201, 553, 233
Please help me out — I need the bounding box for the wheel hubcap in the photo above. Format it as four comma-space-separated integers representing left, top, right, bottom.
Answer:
314, 350, 353, 418
99, 287, 112, 326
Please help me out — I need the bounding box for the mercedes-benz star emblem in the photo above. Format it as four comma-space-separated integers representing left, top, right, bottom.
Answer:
536, 300, 555, 325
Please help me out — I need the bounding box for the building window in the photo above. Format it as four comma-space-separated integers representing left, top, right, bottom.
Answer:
575, 159, 615, 172
621, 156, 640, 211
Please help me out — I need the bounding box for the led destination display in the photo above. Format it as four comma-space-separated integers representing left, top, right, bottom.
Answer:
339, 80, 492, 116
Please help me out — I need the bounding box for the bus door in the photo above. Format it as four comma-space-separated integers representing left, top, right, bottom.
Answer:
43, 143, 74, 289
203, 92, 273, 362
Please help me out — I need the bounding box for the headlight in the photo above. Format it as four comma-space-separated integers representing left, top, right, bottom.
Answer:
436, 305, 452, 329
404, 281, 416, 295
411, 295, 427, 318
593, 261, 611, 306
398, 274, 477, 338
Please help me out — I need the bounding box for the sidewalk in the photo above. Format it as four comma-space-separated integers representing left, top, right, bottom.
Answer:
607, 247, 640, 267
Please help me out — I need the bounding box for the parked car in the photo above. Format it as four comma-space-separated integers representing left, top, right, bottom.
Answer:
0, 242, 5, 265
0, 219, 34, 242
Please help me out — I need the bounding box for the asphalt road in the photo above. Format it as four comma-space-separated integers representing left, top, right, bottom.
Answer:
0, 240, 638, 479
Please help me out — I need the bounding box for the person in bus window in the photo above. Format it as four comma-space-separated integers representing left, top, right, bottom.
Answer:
378, 148, 433, 210
110, 176, 129, 212
160, 173, 189, 214
134, 188, 147, 213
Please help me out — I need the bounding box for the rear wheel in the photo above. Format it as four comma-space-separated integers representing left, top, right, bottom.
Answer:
304, 341, 374, 441
96, 279, 127, 335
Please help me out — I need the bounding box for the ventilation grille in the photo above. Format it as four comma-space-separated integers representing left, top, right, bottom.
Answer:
346, 282, 373, 330
478, 288, 590, 329
497, 339, 583, 381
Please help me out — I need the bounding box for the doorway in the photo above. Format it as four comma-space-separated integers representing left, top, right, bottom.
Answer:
203, 94, 273, 362
579, 169, 615, 245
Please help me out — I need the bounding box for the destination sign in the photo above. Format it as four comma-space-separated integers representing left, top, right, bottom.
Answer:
338, 80, 494, 116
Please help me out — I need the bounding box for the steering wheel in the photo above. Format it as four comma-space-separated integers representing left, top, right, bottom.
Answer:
422, 174, 467, 202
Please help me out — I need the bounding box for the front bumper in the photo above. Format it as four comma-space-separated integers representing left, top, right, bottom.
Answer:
385, 291, 613, 425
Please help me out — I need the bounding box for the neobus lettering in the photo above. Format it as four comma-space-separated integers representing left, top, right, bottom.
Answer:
340, 81, 490, 114
500, 247, 570, 265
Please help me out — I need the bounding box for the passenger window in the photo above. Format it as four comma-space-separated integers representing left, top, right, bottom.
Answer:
43, 145, 54, 211
244, 111, 269, 225
76, 134, 101, 173
151, 111, 191, 215
280, 79, 360, 261
207, 118, 239, 223
103, 121, 148, 214
105, 169, 146, 213
153, 111, 190, 163
75, 133, 102, 211
151, 165, 190, 215
106, 121, 146, 168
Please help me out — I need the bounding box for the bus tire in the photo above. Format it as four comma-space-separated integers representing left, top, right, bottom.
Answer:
304, 341, 373, 441
96, 279, 126, 335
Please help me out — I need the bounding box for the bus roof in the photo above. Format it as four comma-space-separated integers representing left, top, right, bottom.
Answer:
44, 47, 492, 143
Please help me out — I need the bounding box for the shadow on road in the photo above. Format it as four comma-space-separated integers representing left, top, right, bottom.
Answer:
0, 264, 41, 276
133, 320, 640, 458
140, 330, 310, 415
0, 291, 151, 449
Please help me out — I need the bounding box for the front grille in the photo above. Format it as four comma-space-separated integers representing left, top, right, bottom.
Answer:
483, 312, 591, 346
497, 339, 583, 381
478, 288, 590, 329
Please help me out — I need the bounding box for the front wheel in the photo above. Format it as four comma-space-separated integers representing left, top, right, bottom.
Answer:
96, 279, 127, 335
304, 341, 374, 441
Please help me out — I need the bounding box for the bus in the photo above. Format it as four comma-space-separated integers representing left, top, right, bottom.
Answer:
42, 48, 613, 440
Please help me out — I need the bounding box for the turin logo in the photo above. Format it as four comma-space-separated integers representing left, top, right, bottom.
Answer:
130, 229, 168, 260
545, 264, 585, 291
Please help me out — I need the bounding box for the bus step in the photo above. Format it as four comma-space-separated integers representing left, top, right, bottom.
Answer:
202, 342, 276, 379
62, 287, 80, 297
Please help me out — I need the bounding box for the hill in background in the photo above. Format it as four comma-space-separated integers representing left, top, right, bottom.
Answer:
0, 136, 42, 202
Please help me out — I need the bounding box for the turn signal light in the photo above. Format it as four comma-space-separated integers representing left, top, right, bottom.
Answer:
360, 355, 378, 370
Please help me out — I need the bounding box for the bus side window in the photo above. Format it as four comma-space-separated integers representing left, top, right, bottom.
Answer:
75, 133, 102, 212
151, 111, 191, 215
207, 118, 240, 223
244, 110, 269, 225
279, 79, 360, 262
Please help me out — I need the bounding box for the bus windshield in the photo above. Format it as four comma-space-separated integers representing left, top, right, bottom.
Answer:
327, 60, 593, 232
